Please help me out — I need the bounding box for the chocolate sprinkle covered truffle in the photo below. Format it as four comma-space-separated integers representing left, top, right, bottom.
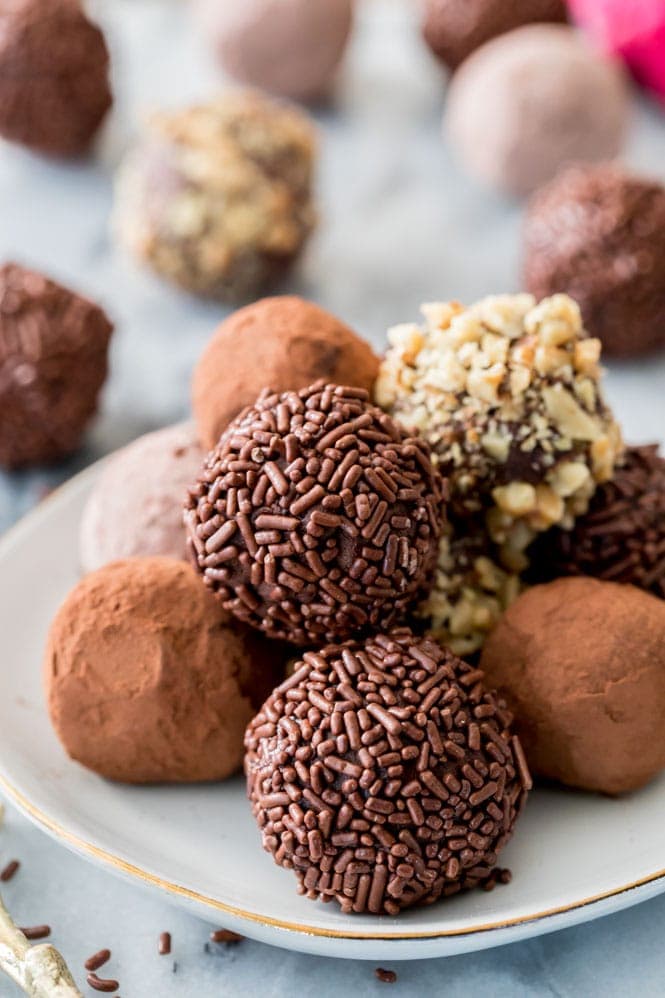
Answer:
0, 262, 113, 469
245, 628, 531, 914
375, 293, 622, 571
114, 91, 316, 302
0, 0, 112, 157
422, 0, 567, 71
528, 445, 665, 599
185, 382, 445, 646
523, 162, 665, 356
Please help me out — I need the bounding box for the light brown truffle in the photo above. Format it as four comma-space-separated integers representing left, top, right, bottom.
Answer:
192, 296, 380, 448
45, 558, 284, 784
480, 577, 665, 795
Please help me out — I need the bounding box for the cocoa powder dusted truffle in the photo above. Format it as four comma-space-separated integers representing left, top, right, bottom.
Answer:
245, 628, 531, 913
45, 558, 284, 784
192, 296, 380, 448
528, 445, 665, 599
422, 0, 567, 71
113, 91, 316, 302
185, 382, 445, 646
375, 293, 622, 573
0, 0, 112, 157
0, 262, 113, 469
523, 163, 665, 356
481, 578, 665, 795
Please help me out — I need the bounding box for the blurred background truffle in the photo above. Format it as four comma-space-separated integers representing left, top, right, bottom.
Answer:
192, 296, 380, 448
523, 162, 665, 356
0, 0, 112, 157
79, 423, 204, 573
0, 263, 113, 469
445, 24, 629, 197
45, 558, 284, 784
528, 444, 665, 599
422, 0, 567, 71
481, 577, 665, 795
113, 91, 317, 302
194, 0, 354, 102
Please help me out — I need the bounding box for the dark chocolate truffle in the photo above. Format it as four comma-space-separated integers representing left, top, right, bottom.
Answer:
192, 296, 381, 449
0, 262, 113, 469
481, 577, 665, 795
0, 0, 112, 157
113, 92, 317, 302
45, 558, 284, 784
185, 382, 445, 646
422, 0, 567, 71
528, 445, 665, 599
245, 628, 531, 913
523, 163, 665, 356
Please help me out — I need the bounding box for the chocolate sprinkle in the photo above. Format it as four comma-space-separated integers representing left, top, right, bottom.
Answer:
20, 925, 51, 940
87, 972, 120, 993
245, 627, 531, 914
210, 929, 243, 944
375, 968, 397, 983
84, 949, 111, 972
159, 932, 171, 955
186, 382, 445, 645
0, 859, 19, 882
529, 445, 665, 599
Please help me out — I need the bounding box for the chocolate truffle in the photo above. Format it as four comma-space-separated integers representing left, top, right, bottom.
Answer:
0, 0, 112, 157
185, 382, 444, 646
0, 262, 113, 469
192, 296, 381, 449
79, 423, 205, 573
445, 25, 629, 197
245, 628, 531, 913
113, 91, 316, 302
423, 519, 521, 657
523, 163, 665, 356
481, 578, 665, 795
45, 558, 284, 784
375, 293, 622, 570
195, 0, 353, 102
422, 0, 567, 71
528, 445, 665, 599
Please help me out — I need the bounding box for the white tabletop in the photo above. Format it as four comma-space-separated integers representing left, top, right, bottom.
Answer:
1, 1, 665, 994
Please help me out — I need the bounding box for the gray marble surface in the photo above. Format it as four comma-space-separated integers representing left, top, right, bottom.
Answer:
1, 0, 665, 994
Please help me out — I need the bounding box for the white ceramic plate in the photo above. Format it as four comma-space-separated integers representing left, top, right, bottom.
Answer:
1, 462, 665, 962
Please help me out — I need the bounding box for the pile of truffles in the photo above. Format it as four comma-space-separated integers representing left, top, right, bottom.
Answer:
43, 289, 665, 921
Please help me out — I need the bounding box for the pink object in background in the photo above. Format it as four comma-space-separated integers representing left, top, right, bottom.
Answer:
569, 0, 665, 103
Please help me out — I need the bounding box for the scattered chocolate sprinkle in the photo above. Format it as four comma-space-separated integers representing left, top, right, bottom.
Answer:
86, 972, 120, 993
529, 445, 665, 599
375, 968, 397, 984
245, 627, 530, 914
159, 932, 171, 955
186, 382, 444, 646
84, 949, 111, 972
0, 859, 19, 882
20, 925, 51, 940
210, 929, 243, 944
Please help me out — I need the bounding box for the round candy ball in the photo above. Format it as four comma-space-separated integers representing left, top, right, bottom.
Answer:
0, 262, 113, 469
45, 558, 284, 784
0, 0, 112, 157
113, 91, 316, 302
528, 445, 665, 600
523, 162, 665, 357
445, 24, 629, 197
245, 628, 531, 913
79, 423, 205, 573
422, 0, 567, 71
195, 0, 353, 102
375, 293, 622, 570
481, 577, 665, 795
192, 296, 380, 449
185, 382, 445, 646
